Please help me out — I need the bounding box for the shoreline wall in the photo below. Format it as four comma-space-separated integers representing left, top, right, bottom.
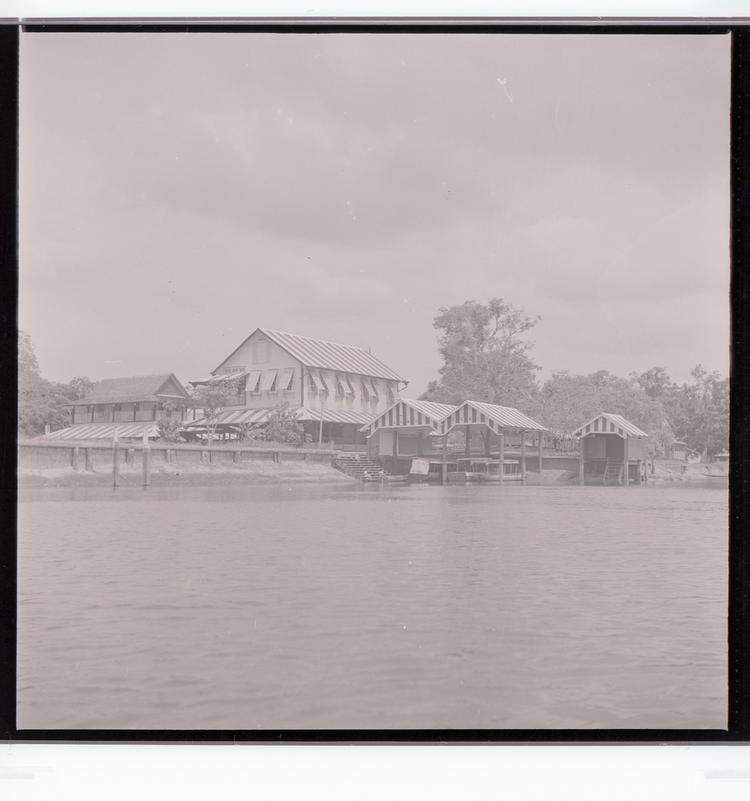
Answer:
18, 440, 337, 472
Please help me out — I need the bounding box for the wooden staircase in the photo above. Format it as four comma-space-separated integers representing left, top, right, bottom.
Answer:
603, 458, 624, 485
334, 452, 389, 482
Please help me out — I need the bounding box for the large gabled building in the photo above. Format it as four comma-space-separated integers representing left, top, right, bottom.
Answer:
187, 328, 408, 446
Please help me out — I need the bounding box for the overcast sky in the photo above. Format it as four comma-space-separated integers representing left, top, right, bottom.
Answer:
20, 32, 730, 394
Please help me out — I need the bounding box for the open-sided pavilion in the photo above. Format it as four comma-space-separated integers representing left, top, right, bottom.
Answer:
361, 397, 547, 483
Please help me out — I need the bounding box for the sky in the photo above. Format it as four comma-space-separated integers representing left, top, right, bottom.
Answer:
19, 32, 730, 395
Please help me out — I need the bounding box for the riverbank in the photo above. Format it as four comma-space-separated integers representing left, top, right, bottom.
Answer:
19, 459, 353, 488
649, 460, 728, 483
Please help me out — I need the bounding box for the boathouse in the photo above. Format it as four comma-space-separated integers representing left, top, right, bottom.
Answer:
185, 328, 407, 448
572, 413, 649, 486
362, 398, 547, 483
44, 374, 193, 441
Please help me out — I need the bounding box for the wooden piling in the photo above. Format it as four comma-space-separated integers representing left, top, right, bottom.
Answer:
521, 431, 527, 483
84, 448, 92, 472
72, 446, 80, 470
623, 436, 629, 487
142, 433, 151, 487
498, 431, 504, 485
537, 433, 543, 472
112, 432, 120, 488
464, 425, 471, 457
441, 433, 448, 485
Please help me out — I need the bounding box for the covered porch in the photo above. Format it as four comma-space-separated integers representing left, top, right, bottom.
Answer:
181, 405, 372, 448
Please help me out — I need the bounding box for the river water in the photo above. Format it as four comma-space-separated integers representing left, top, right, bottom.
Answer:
17, 482, 728, 730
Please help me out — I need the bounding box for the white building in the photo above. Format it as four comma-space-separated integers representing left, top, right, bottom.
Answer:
188, 328, 408, 447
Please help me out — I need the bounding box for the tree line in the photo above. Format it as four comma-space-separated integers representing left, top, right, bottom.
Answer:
420, 299, 729, 460
19, 300, 730, 460
18, 332, 94, 437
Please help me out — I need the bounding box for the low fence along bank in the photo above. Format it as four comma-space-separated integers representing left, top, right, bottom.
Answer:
19, 440, 338, 472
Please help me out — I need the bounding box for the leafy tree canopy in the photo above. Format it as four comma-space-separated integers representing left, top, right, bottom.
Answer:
18, 332, 95, 437
421, 298, 541, 407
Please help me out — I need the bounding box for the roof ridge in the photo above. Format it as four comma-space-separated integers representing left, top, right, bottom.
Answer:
261, 327, 376, 354
96, 372, 175, 381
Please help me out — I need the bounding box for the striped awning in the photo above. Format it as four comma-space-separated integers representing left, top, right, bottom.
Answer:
190, 372, 249, 386
183, 408, 273, 428
294, 407, 374, 425
185, 406, 374, 429
41, 422, 160, 441
573, 413, 648, 439
438, 401, 547, 435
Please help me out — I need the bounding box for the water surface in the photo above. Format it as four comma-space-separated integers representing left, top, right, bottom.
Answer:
17, 482, 728, 729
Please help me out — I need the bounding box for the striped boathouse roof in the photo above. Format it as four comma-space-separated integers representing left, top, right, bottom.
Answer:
573, 413, 648, 439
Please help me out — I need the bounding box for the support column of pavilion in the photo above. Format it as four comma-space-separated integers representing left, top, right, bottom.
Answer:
536, 432, 543, 472
578, 437, 585, 485
441, 433, 448, 485
521, 430, 527, 483
623, 434, 629, 487
497, 430, 504, 485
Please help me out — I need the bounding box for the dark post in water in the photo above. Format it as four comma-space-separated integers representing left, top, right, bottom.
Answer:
142, 432, 151, 487
112, 430, 120, 488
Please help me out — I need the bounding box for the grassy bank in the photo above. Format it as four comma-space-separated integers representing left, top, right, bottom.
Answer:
19, 459, 353, 488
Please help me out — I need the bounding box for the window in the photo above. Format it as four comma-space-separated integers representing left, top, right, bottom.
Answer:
368, 378, 379, 401
247, 370, 262, 393
281, 367, 294, 392
386, 383, 395, 405
360, 381, 369, 401
335, 375, 348, 398
307, 369, 320, 393
260, 369, 278, 392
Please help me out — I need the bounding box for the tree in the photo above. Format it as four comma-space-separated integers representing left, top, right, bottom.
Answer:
18, 332, 76, 436
156, 401, 185, 443
636, 366, 673, 400
64, 376, 96, 401
421, 298, 541, 407
668, 365, 729, 460
534, 369, 674, 454
264, 402, 304, 446
189, 375, 242, 445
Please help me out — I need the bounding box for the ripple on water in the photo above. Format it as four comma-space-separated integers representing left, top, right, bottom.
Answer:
17, 483, 728, 730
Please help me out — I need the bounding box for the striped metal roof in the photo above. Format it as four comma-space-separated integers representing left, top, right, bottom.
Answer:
42, 422, 160, 440
439, 401, 547, 435
215, 328, 406, 383
68, 374, 190, 406
185, 406, 374, 429
573, 413, 648, 439
361, 398, 458, 433
263, 329, 406, 382
294, 407, 374, 425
